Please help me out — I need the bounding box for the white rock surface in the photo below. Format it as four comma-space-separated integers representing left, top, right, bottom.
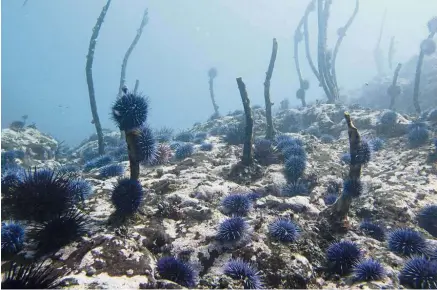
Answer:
2, 103, 436, 289
1, 128, 58, 160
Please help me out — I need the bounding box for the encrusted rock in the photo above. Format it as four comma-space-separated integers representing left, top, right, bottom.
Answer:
79, 236, 155, 277
1, 128, 58, 160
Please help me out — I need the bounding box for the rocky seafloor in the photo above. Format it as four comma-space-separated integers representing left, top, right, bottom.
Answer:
1, 103, 437, 289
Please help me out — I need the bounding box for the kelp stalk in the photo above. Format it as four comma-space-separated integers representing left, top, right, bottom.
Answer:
294, 8, 310, 107
125, 128, 141, 180
331, 0, 359, 89
118, 8, 149, 97
264, 38, 278, 140
236, 77, 253, 165
318, 112, 363, 235
133, 79, 140, 94
85, 0, 112, 155
388, 36, 395, 70
321, 0, 339, 102
374, 9, 387, 76
303, 0, 320, 82
294, 18, 305, 85
315, 0, 340, 103
413, 31, 436, 114
388, 63, 402, 110
208, 68, 220, 118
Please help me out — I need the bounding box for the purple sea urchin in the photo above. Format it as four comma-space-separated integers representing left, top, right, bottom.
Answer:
352, 259, 385, 282
221, 194, 252, 216
388, 228, 428, 256
268, 218, 300, 243
1, 261, 68, 289
111, 178, 144, 216
2, 168, 76, 223
224, 259, 262, 289
29, 209, 88, 254
326, 241, 362, 275
216, 217, 250, 244
156, 256, 196, 288
99, 164, 124, 178
111, 92, 149, 131
399, 256, 437, 289
1, 221, 25, 257
417, 205, 437, 237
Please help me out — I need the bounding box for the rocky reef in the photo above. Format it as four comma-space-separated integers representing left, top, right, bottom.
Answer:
1, 127, 61, 168
1, 103, 436, 289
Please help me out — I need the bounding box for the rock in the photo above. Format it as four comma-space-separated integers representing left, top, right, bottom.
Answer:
259, 250, 314, 289
150, 178, 180, 195
375, 110, 410, 137
78, 236, 156, 277
72, 130, 122, 159
85, 266, 96, 277
1, 128, 58, 160
227, 161, 264, 185
182, 204, 213, 221
258, 195, 319, 214
60, 277, 79, 286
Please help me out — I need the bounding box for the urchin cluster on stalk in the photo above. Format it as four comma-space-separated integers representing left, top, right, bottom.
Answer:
111, 87, 157, 180
317, 112, 367, 235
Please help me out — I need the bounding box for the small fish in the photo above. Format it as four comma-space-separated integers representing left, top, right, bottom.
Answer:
91, 119, 95, 124
113, 109, 121, 116
22, 115, 28, 120
364, 83, 369, 86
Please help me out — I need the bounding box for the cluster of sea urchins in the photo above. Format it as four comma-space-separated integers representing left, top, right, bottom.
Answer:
2, 169, 91, 259
110, 87, 157, 216
111, 87, 157, 168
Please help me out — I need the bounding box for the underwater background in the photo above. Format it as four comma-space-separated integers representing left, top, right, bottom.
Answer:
1, 0, 437, 289
1, 0, 436, 146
